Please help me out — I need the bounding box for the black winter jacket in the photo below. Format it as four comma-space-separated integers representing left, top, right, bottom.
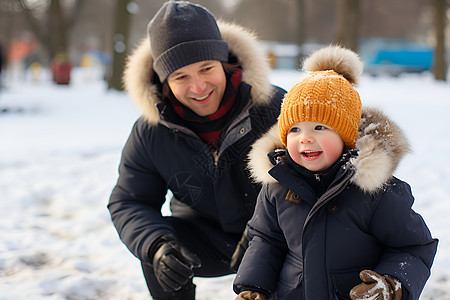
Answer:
108, 21, 285, 265
233, 107, 438, 300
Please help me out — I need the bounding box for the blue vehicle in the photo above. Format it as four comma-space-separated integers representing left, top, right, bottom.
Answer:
360, 38, 434, 76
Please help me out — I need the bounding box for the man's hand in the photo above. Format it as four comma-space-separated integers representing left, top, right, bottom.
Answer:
152, 238, 201, 292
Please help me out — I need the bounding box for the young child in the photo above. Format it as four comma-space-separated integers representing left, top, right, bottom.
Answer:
233, 45, 438, 300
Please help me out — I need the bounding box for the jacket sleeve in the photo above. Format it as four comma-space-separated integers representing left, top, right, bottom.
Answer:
233, 183, 288, 296
370, 178, 438, 300
108, 119, 175, 264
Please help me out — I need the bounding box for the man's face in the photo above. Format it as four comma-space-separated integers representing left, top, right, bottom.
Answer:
167, 60, 226, 117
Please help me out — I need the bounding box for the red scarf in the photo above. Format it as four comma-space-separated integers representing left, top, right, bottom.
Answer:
168, 68, 242, 149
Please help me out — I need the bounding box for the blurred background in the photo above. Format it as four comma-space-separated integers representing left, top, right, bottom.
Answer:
0, 0, 448, 90
1, 2, 449, 298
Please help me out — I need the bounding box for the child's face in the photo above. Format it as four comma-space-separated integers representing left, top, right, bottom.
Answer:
286, 122, 344, 172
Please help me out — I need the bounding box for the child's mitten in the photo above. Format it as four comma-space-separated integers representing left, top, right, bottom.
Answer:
235, 290, 266, 300
350, 270, 402, 300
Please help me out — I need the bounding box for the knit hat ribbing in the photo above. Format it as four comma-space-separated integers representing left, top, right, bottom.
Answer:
148, 1, 229, 82
278, 45, 363, 149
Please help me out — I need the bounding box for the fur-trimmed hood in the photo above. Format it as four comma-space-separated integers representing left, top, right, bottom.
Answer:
123, 21, 274, 125
248, 107, 411, 193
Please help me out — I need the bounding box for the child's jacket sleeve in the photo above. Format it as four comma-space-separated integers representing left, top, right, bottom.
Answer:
371, 179, 438, 300
233, 183, 288, 296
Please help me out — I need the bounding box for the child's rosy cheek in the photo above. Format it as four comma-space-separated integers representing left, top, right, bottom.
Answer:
286, 140, 303, 165
321, 139, 344, 161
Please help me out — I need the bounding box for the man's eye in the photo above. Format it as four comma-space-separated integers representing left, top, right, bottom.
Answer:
175, 75, 186, 80
202, 67, 212, 72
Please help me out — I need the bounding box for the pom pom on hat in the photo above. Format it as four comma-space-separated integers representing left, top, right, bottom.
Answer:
303, 45, 363, 84
278, 45, 364, 149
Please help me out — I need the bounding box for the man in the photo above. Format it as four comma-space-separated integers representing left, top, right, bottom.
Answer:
108, 2, 285, 299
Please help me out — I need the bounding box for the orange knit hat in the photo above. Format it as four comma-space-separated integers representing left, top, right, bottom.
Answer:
278, 45, 363, 149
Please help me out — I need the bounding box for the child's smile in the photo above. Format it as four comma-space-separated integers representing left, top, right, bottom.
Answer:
301, 150, 323, 160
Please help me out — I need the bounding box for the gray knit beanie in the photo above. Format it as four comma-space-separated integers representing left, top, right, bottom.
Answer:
148, 1, 229, 82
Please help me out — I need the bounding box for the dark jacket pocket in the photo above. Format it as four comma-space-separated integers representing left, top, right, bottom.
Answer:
334, 289, 352, 300
330, 266, 369, 300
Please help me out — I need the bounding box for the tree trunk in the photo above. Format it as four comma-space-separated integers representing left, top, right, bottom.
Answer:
296, 0, 306, 59
335, 0, 360, 52
0, 8, 16, 68
433, 0, 447, 81
19, 0, 51, 59
108, 0, 132, 91
49, 0, 68, 59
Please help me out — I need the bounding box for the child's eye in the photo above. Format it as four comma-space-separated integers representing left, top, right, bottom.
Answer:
315, 125, 326, 130
289, 127, 300, 133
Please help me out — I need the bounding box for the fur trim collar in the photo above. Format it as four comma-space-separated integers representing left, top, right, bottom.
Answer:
248, 107, 411, 193
123, 21, 273, 125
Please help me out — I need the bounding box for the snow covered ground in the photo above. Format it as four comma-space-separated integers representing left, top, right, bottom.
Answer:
0, 67, 449, 299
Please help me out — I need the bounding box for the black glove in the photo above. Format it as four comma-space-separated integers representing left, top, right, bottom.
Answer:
151, 236, 202, 292
230, 227, 251, 272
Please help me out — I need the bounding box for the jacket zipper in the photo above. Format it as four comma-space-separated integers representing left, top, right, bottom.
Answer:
303, 167, 355, 229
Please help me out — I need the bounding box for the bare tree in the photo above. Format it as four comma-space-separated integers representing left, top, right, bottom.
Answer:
232, 0, 301, 42
108, 0, 133, 90
295, 0, 306, 47
0, 0, 21, 65
432, 0, 447, 81
18, 0, 85, 62
360, 0, 426, 40
335, 0, 360, 51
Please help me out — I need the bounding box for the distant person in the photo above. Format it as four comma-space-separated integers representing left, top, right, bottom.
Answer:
107, 1, 285, 299
233, 45, 438, 300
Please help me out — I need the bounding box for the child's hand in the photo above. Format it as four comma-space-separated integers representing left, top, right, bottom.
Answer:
235, 290, 266, 300
350, 270, 402, 300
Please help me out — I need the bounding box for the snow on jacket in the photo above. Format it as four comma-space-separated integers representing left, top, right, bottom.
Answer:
107, 21, 286, 265
233, 107, 438, 300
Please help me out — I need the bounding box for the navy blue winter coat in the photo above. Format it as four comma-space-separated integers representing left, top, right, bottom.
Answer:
107, 21, 285, 265
234, 107, 437, 300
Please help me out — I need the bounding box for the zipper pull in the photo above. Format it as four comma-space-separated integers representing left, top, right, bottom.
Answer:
314, 174, 321, 182
213, 150, 218, 166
